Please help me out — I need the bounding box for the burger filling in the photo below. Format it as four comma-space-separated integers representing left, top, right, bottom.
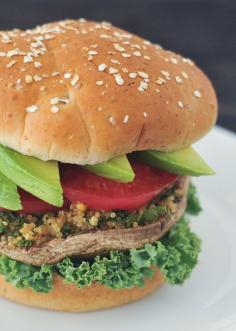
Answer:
0, 159, 202, 292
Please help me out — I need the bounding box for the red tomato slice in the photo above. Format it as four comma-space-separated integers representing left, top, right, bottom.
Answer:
0, 190, 69, 214
18, 190, 66, 214
61, 161, 178, 211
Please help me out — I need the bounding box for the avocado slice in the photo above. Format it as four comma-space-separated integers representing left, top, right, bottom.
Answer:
0, 145, 63, 207
136, 147, 215, 176
84, 155, 135, 183
0, 171, 22, 210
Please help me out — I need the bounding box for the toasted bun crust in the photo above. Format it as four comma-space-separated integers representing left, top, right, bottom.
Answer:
0, 19, 217, 164
0, 269, 164, 312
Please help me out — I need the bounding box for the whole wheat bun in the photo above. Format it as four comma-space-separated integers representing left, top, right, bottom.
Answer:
0, 19, 217, 165
0, 269, 164, 312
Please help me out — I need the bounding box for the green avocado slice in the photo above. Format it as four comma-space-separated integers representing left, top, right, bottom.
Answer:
0, 145, 63, 207
84, 155, 135, 183
136, 147, 215, 176
0, 171, 22, 210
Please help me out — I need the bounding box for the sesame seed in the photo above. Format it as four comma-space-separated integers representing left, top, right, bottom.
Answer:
2, 40, 12, 44
122, 53, 131, 58
181, 71, 189, 79
143, 112, 148, 118
6, 60, 17, 68
133, 51, 142, 57
100, 33, 112, 39
182, 57, 194, 65
155, 44, 162, 50
111, 58, 120, 64
64, 72, 72, 79
98, 106, 103, 111
138, 81, 148, 92
113, 43, 125, 52
88, 50, 98, 55
177, 101, 184, 108
98, 63, 107, 72
45, 34, 54, 40
51, 106, 59, 113
159, 77, 166, 82
156, 89, 160, 93
113, 31, 121, 37
96, 80, 104, 86
138, 71, 148, 79
108, 116, 116, 125
31, 42, 39, 48
40, 86, 46, 92
52, 72, 60, 77
161, 70, 170, 77
33, 75, 42, 82
114, 74, 124, 86
156, 79, 165, 85
7, 49, 19, 57
193, 90, 201, 98
170, 57, 178, 64
60, 98, 70, 104
26, 105, 38, 113
108, 67, 118, 74
129, 72, 137, 79
1, 35, 11, 44
71, 74, 80, 87
144, 55, 151, 60
25, 75, 33, 83
123, 115, 129, 123
24, 54, 33, 63
175, 76, 183, 84
34, 61, 42, 69
122, 68, 129, 73
50, 97, 60, 105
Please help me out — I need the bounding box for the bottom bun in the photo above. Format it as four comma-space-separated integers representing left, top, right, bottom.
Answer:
0, 268, 165, 312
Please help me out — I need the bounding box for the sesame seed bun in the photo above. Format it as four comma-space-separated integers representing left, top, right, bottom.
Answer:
0, 19, 217, 164
0, 269, 164, 312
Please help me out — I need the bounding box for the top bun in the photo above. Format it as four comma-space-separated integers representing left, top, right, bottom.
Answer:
0, 19, 217, 165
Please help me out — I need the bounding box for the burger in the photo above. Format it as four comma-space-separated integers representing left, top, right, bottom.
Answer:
0, 19, 217, 312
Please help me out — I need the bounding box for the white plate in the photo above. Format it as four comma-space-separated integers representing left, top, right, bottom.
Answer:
1, 126, 236, 331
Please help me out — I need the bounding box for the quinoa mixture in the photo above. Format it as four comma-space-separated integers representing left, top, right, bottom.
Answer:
0, 182, 184, 248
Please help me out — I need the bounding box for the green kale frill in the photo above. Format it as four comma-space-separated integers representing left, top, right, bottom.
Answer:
0, 218, 201, 293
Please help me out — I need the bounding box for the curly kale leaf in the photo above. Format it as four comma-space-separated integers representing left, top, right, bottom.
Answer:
58, 217, 201, 289
57, 251, 152, 289
130, 218, 201, 285
0, 216, 201, 292
186, 183, 202, 215
0, 255, 53, 293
